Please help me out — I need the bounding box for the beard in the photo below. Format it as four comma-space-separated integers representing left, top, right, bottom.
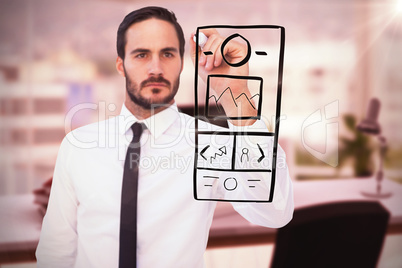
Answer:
124, 68, 180, 110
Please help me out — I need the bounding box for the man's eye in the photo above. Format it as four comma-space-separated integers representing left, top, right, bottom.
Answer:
135, 53, 146, 59
164, 52, 173, 58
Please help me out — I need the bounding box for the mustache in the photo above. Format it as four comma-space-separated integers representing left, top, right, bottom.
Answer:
140, 76, 171, 88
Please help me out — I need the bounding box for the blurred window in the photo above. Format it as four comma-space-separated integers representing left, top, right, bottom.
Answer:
33, 128, 65, 144
33, 98, 65, 114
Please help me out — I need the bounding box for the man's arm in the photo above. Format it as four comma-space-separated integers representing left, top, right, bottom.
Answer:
223, 120, 294, 228
232, 150, 294, 228
36, 135, 78, 267
228, 121, 294, 227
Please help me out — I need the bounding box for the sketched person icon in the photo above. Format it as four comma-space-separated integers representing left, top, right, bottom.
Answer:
241, 148, 249, 162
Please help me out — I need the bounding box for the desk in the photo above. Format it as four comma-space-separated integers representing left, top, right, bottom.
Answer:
0, 194, 42, 263
1, 178, 402, 263
208, 177, 402, 247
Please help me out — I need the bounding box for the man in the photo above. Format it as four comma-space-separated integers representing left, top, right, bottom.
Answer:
36, 6, 293, 267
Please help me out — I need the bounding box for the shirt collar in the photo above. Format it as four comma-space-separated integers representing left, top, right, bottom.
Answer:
119, 103, 180, 140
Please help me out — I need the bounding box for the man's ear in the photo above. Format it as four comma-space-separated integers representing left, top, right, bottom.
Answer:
116, 57, 125, 77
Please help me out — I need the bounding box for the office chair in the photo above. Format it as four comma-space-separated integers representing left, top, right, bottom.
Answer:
270, 201, 390, 268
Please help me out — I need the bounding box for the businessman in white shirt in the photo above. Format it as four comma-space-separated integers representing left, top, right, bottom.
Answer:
36, 6, 293, 268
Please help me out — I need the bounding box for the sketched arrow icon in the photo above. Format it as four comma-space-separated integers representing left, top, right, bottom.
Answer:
257, 143, 265, 163
210, 146, 227, 163
200, 145, 210, 160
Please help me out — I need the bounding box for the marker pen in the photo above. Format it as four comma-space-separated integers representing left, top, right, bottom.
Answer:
193, 32, 208, 48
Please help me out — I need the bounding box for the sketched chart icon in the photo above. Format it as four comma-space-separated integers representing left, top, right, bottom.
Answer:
193, 25, 285, 203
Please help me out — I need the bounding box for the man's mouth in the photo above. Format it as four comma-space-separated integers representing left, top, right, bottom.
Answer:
141, 76, 171, 90
145, 82, 168, 88
151, 88, 162, 94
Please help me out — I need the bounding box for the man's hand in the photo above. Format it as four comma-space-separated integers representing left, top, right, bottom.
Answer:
33, 177, 52, 216
190, 29, 257, 126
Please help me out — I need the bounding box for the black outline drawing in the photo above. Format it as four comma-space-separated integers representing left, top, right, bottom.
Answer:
221, 33, 251, 67
211, 87, 238, 109
247, 179, 261, 188
255, 51, 268, 56
241, 148, 249, 162
203, 175, 219, 179
193, 25, 285, 203
257, 143, 265, 163
203, 175, 219, 187
236, 93, 259, 110
208, 86, 259, 114
210, 146, 227, 163
200, 145, 210, 160
224, 177, 238, 191
205, 75, 263, 120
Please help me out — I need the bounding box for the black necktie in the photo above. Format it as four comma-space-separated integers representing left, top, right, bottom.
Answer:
119, 122, 145, 268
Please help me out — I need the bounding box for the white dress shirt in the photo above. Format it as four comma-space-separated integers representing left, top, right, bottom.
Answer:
36, 103, 293, 268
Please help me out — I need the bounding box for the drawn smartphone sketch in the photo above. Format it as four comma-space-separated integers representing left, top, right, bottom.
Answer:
193, 25, 285, 202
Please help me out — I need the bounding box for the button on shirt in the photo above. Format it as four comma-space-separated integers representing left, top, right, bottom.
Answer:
36, 103, 294, 268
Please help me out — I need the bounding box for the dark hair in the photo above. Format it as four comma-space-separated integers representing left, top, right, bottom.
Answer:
117, 6, 185, 60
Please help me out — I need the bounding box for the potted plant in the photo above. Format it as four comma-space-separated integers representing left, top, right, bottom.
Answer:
339, 114, 374, 177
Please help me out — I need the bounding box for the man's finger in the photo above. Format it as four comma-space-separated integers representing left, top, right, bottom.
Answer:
198, 28, 219, 38
189, 33, 198, 65
201, 35, 221, 71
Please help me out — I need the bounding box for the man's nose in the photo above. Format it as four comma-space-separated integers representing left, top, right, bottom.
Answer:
148, 57, 163, 76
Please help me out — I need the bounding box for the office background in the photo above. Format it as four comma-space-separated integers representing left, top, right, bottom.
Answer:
0, 0, 401, 267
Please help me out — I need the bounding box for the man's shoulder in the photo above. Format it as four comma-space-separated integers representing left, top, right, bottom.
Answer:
63, 117, 117, 149
177, 110, 195, 121
176, 109, 226, 130
70, 117, 116, 135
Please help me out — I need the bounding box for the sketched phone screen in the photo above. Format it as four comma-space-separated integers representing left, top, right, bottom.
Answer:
193, 25, 285, 202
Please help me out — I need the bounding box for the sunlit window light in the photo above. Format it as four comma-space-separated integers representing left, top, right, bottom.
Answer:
396, 0, 402, 13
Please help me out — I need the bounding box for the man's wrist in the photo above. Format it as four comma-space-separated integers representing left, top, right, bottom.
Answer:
227, 119, 267, 130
